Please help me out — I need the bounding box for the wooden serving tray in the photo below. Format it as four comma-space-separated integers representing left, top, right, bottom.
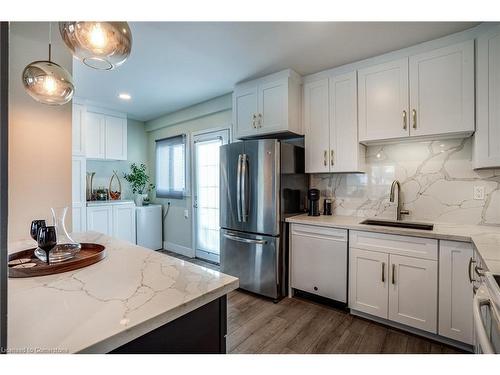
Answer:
8, 243, 106, 278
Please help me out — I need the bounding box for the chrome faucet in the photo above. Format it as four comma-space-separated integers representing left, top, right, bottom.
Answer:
389, 180, 409, 221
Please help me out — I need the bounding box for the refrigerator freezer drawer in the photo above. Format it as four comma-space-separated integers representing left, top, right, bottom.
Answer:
220, 229, 279, 299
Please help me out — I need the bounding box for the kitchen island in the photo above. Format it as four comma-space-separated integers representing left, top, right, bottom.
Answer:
7, 232, 238, 354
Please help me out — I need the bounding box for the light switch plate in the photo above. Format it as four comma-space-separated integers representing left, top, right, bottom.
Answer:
473, 186, 485, 200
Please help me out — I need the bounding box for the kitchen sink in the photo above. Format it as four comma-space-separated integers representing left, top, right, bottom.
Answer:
360, 219, 434, 231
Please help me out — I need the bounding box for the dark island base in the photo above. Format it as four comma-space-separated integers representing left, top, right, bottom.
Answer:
110, 296, 227, 354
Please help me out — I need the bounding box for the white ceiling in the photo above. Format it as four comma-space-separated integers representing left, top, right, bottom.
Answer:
73, 22, 479, 122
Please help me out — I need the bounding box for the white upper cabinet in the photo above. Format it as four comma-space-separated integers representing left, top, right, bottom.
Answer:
72, 103, 86, 156
409, 40, 474, 138
105, 115, 128, 160
304, 78, 330, 173
85, 111, 106, 159
304, 71, 365, 173
474, 24, 500, 169
233, 69, 302, 139
358, 58, 409, 143
233, 86, 258, 139
330, 71, 365, 172
358, 40, 474, 144
85, 107, 127, 161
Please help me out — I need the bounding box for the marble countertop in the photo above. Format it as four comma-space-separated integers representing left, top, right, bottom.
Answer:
7, 232, 238, 354
86, 200, 135, 206
286, 214, 500, 274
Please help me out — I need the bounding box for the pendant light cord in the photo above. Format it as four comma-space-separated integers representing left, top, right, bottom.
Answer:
48, 22, 52, 62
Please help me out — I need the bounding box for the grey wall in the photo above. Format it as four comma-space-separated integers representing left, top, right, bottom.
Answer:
145, 94, 232, 255
87, 118, 148, 199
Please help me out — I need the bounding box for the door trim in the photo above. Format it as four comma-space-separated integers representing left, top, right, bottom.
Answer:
0, 21, 8, 353
191, 128, 230, 263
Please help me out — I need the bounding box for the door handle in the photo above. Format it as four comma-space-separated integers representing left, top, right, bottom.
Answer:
252, 114, 257, 129
324, 150, 327, 166
402, 110, 407, 130
330, 150, 334, 166
412, 109, 417, 129
241, 154, 249, 222
473, 292, 496, 354
258, 113, 262, 128
223, 233, 267, 245
468, 257, 476, 283
236, 154, 242, 222
381, 262, 385, 283
392, 264, 396, 284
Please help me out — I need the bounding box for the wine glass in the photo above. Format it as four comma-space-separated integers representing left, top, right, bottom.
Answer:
37, 226, 57, 265
30, 220, 46, 241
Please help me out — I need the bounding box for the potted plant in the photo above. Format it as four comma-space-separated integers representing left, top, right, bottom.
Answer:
123, 163, 155, 206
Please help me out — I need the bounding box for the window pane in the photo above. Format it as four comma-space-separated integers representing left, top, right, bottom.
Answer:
195, 138, 221, 254
156, 135, 186, 199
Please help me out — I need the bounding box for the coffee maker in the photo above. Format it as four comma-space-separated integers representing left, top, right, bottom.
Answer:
307, 189, 320, 216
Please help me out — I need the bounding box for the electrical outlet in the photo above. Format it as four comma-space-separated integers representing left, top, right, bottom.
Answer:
184, 209, 189, 219
473, 186, 485, 200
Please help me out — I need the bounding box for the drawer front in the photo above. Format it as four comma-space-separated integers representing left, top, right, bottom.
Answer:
349, 230, 438, 260
291, 223, 347, 242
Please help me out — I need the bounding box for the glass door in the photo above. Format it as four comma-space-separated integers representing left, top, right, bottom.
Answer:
193, 129, 229, 263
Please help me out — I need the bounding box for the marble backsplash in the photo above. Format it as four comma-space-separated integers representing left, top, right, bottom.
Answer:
310, 138, 500, 225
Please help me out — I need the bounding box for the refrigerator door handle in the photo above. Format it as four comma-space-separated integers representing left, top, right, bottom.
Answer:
241, 154, 249, 222
223, 233, 267, 245
236, 154, 242, 222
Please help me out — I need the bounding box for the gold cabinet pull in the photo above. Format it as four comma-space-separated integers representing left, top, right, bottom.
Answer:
412, 109, 417, 129
252, 113, 257, 129
330, 150, 334, 166
402, 110, 407, 130
381, 262, 385, 283
392, 264, 396, 284
323, 150, 327, 166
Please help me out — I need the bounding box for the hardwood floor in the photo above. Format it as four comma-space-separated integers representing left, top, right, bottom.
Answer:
158, 251, 464, 354
227, 290, 464, 354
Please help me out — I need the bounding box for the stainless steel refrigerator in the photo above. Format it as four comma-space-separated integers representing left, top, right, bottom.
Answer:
220, 139, 307, 300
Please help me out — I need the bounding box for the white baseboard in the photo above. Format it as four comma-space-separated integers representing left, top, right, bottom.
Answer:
163, 241, 195, 258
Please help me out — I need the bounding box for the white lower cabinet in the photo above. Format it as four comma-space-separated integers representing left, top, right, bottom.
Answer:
388, 254, 438, 333
87, 205, 113, 236
349, 248, 388, 318
438, 240, 473, 344
349, 231, 438, 334
290, 224, 347, 302
87, 203, 136, 244
112, 204, 136, 244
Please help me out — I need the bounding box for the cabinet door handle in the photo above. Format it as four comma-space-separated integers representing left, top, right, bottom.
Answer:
412, 109, 417, 129
381, 262, 385, 283
252, 113, 257, 129
324, 150, 328, 166
468, 257, 476, 283
330, 150, 334, 166
402, 110, 407, 130
258, 113, 263, 128
392, 264, 396, 284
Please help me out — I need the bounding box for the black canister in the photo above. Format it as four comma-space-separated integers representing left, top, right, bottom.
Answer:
323, 198, 333, 216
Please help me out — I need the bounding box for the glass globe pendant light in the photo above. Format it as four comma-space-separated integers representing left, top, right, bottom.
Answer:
58, 22, 132, 70
22, 23, 74, 105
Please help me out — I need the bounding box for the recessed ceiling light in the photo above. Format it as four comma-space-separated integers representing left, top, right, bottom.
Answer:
118, 93, 131, 100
